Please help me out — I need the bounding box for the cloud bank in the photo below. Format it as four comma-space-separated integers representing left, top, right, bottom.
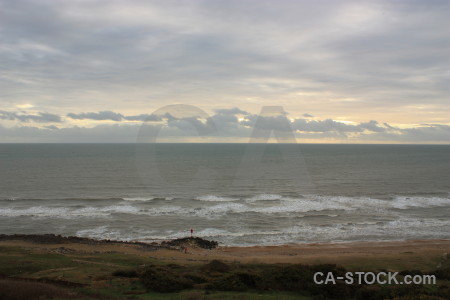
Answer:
0, 107, 448, 143
0, 0, 449, 141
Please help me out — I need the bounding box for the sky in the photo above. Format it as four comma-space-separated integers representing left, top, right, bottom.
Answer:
0, 0, 449, 143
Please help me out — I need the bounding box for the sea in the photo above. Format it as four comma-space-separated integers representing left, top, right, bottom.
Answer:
0, 143, 449, 246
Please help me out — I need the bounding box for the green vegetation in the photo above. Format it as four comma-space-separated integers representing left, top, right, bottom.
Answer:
1, 245, 450, 299
139, 261, 450, 299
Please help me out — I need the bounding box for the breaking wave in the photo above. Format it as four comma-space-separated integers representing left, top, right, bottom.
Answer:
1, 195, 449, 219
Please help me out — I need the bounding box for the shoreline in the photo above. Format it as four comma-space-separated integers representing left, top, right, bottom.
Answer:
2, 234, 450, 299
1, 234, 450, 269
217, 237, 450, 248
2, 233, 450, 248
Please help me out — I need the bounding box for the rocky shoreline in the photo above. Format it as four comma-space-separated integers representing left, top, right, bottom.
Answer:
0, 233, 218, 250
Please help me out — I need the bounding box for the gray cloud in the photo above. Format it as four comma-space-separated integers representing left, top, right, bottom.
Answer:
359, 120, 386, 133
0, 124, 140, 143
0, 110, 61, 123
67, 111, 123, 121
240, 115, 293, 132
0, 0, 448, 125
0, 0, 449, 142
292, 118, 362, 133
1, 108, 449, 143
358, 124, 450, 143
123, 114, 162, 121
1, 107, 449, 143
66, 111, 162, 122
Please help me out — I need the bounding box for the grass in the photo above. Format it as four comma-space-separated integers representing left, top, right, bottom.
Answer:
310, 254, 443, 273
139, 290, 311, 299
1, 244, 450, 300
0, 279, 78, 300
0, 252, 77, 277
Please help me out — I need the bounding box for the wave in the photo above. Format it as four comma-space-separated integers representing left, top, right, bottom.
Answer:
75, 226, 125, 240
239, 218, 450, 246
299, 195, 450, 211
70, 217, 450, 246
0, 197, 125, 202
1, 195, 449, 219
0, 205, 140, 218
0, 196, 176, 202
193, 194, 450, 211
389, 196, 450, 209
195, 195, 239, 202
122, 197, 175, 201
245, 194, 289, 202
122, 197, 154, 201
2, 194, 449, 210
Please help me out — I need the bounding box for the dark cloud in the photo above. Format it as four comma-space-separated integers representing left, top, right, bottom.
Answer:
359, 124, 450, 143
123, 114, 162, 121
211, 113, 238, 124
303, 113, 314, 118
1, 108, 450, 143
240, 114, 292, 132
1, 0, 448, 123
359, 120, 386, 133
66, 111, 163, 122
0, 110, 61, 123
292, 118, 362, 133
0, 107, 448, 143
67, 111, 123, 121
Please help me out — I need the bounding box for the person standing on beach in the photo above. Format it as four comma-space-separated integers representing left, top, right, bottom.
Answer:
190, 228, 193, 237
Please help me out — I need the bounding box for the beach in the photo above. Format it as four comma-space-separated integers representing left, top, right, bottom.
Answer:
1, 235, 450, 299
1, 144, 449, 298
2, 0, 450, 297
1, 144, 450, 247
1, 235, 449, 268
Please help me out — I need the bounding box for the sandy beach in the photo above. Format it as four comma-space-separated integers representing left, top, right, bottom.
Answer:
1, 235, 450, 299
2, 235, 449, 270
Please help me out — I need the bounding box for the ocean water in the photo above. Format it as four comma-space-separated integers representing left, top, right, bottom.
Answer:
0, 143, 449, 246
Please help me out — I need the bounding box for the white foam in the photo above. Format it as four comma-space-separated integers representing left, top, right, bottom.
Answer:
192, 202, 247, 217
1, 195, 449, 220
122, 196, 174, 201
390, 196, 450, 209
246, 194, 284, 202
123, 197, 154, 201
140, 217, 450, 246
0, 204, 140, 218
226, 217, 450, 246
101, 205, 141, 214
0, 206, 69, 217
63, 217, 450, 246
75, 226, 123, 240
147, 205, 183, 214
195, 195, 239, 202
196, 194, 447, 216
302, 195, 450, 211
